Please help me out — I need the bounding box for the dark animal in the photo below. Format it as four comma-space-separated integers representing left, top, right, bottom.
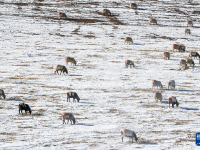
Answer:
102, 9, 111, 16
67, 91, 80, 102
121, 128, 138, 143
62, 112, 76, 124
189, 51, 200, 59
168, 96, 179, 108
0, 89, 5, 99
19, 103, 32, 115
55, 64, 68, 75
58, 12, 67, 19
125, 60, 135, 68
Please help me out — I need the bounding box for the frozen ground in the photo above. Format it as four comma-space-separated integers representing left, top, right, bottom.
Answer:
0, 0, 200, 149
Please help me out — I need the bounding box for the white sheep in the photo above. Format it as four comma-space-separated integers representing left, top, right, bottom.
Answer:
168, 80, 175, 90
121, 128, 138, 143
163, 52, 170, 60
65, 57, 77, 66
154, 92, 162, 102
152, 80, 163, 89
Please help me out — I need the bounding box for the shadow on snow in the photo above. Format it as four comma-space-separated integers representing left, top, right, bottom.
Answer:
180, 107, 198, 110
79, 102, 96, 105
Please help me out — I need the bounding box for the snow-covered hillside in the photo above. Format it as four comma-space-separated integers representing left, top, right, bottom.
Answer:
0, 0, 200, 149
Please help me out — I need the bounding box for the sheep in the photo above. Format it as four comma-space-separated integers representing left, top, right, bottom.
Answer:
125, 60, 135, 68
130, 3, 137, 10
19, 103, 32, 115
0, 89, 5, 99
124, 37, 133, 44
121, 128, 138, 143
168, 80, 175, 90
62, 112, 76, 124
187, 20, 193, 27
58, 12, 67, 19
149, 18, 157, 25
67, 91, 80, 102
189, 51, 200, 59
180, 59, 187, 67
102, 9, 111, 16
186, 57, 194, 66
154, 92, 162, 102
152, 80, 163, 89
54, 64, 68, 75
163, 52, 170, 60
168, 96, 179, 108
185, 29, 191, 35
172, 44, 185, 52
65, 57, 77, 66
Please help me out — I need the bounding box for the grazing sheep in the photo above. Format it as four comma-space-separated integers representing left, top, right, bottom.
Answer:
168, 96, 179, 108
102, 9, 111, 16
55, 64, 68, 75
19, 103, 32, 115
154, 92, 162, 102
58, 12, 67, 19
130, 3, 137, 10
168, 80, 175, 90
187, 20, 193, 27
152, 80, 163, 89
185, 29, 191, 35
62, 112, 76, 124
180, 59, 187, 67
67, 91, 80, 102
125, 60, 135, 68
163, 52, 170, 60
65, 57, 77, 66
186, 57, 194, 66
172, 44, 185, 52
124, 37, 133, 44
149, 18, 157, 24
0, 89, 5, 99
121, 128, 138, 143
189, 51, 200, 59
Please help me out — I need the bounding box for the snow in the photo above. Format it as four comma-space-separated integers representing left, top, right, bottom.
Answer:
0, 0, 200, 149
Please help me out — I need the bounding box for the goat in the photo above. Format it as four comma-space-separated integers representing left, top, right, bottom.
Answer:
58, 12, 67, 19
65, 57, 77, 66
130, 3, 137, 10
168, 80, 175, 90
168, 96, 179, 108
163, 52, 170, 60
187, 20, 193, 27
62, 112, 76, 124
121, 128, 138, 143
0, 89, 5, 99
185, 29, 191, 35
19, 103, 32, 115
124, 37, 133, 44
55, 64, 68, 75
102, 9, 111, 16
186, 57, 194, 66
67, 91, 80, 102
125, 60, 135, 68
154, 92, 162, 102
149, 18, 157, 24
189, 51, 200, 59
152, 80, 163, 89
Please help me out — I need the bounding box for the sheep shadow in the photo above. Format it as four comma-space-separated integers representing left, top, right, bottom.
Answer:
6, 98, 24, 102
79, 102, 96, 105
193, 35, 200, 38
161, 101, 169, 104
177, 89, 195, 92
111, 14, 119, 17
68, 74, 83, 76
129, 43, 145, 46
180, 107, 198, 110
158, 24, 168, 27
137, 8, 146, 11
137, 142, 158, 145
76, 123, 94, 126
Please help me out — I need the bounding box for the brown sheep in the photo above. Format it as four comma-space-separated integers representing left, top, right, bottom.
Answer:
55, 64, 68, 75
102, 9, 111, 16
172, 44, 185, 52
125, 60, 135, 68
185, 29, 191, 35
65, 57, 77, 66
187, 20, 193, 27
124, 37, 133, 44
130, 3, 137, 10
58, 12, 67, 19
149, 18, 157, 25
163, 52, 170, 60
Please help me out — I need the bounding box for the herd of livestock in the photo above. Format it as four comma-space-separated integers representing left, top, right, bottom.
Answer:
1, 2, 199, 143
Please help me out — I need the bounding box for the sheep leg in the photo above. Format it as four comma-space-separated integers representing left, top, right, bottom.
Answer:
67, 119, 69, 124
122, 137, 123, 142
